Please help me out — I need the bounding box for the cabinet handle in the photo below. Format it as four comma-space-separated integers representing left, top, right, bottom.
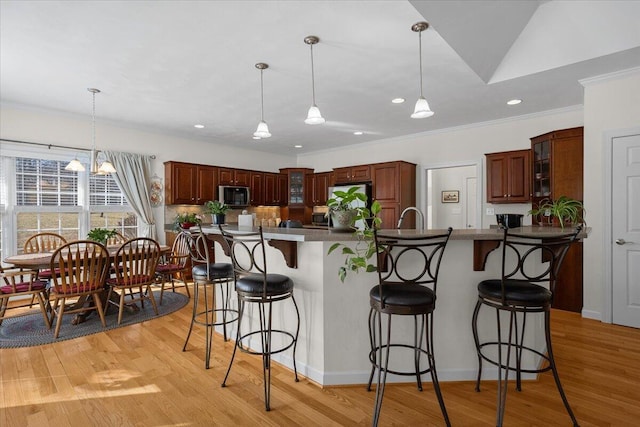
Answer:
503, 194, 507, 197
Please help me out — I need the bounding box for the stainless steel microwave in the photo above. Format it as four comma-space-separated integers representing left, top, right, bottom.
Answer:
219, 185, 250, 207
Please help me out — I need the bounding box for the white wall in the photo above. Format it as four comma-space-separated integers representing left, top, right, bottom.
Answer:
582, 69, 640, 320
0, 106, 296, 238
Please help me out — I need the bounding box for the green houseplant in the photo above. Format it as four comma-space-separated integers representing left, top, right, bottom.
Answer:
528, 196, 585, 229
174, 212, 202, 230
205, 200, 230, 225
326, 186, 368, 231
87, 228, 117, 245
326, 187, 382, 282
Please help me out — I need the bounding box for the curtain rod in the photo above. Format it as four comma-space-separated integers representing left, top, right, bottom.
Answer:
0, 138, 156, 159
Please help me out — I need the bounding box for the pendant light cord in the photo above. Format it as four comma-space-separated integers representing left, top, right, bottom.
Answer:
310, 43, 316, 104
92, 90, 96, 151
418, 29, 424, 98
260, 68, 265, 121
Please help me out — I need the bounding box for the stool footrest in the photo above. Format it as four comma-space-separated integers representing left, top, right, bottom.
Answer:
477, 341, 552, 374
369, 343, 434, 377
193, 308, 238, 327
237, 329, 296, 356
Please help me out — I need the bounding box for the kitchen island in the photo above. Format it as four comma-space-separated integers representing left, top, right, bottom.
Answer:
198, 225, 587, 386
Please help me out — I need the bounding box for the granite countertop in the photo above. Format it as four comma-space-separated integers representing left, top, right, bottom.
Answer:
195, 224, 589, 243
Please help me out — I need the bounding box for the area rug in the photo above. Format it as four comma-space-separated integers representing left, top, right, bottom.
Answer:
0, 291, 189, 348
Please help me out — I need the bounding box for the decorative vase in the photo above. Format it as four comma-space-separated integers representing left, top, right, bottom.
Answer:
330, 210, 356, 232
180, 222, 195, 229
211, 214, 225, 225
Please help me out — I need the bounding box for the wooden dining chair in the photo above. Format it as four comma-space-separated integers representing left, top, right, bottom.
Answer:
23, 232, 67, 291
0, 266, 51, 328
155, 231, 191, 305
106, 237, 161, 325
49, 240, 110, 338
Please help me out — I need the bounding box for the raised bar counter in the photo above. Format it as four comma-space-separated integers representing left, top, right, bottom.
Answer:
192, 225, 587, 386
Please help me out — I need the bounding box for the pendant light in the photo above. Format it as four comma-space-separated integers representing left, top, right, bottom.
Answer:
410, 22, 434, 119
253, 63, 271, 139
87, 88, 116, 174
65, 156, 85, 172
304, 35, 325, 125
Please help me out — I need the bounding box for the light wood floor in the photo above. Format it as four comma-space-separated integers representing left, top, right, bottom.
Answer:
1, 285, 639, 426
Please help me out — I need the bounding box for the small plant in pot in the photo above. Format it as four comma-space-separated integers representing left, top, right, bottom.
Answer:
326, 186, 368, 231
205, 200, 230, 225
326, 187, 382, 282
87, 228, 117, 245
528, 196, 585, 229
174, 212, 202, 230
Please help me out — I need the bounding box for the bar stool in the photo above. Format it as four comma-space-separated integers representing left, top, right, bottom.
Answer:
219, 225, 300, 411
471, 225, 582, 426
368, 227, 453, 427
183, 230, 238, 369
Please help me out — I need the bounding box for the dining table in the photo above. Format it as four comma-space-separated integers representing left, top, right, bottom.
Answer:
3, 243, 171, 324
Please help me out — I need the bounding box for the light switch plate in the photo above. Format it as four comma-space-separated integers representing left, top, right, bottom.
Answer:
486, 208, 495, 215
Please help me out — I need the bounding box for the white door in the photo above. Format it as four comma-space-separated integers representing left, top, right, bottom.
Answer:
465, 177, 477, 228
612, 133, 640, 328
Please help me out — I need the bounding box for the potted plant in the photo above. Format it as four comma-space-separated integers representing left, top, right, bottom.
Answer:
327, 187, 382, 282
174, 212, 202, 230
528, 196, 585, 229
87, 228, 118, 245
326, 186, 368, 231
205, 200, 230, 225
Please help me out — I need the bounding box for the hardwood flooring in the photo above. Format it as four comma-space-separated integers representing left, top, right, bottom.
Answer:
1, 285, 639, 426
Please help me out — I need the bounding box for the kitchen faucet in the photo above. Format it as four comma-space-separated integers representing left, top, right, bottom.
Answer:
397, 206, 425, 230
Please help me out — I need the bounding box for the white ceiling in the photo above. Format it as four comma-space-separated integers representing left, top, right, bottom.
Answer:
1, 0, 639, 156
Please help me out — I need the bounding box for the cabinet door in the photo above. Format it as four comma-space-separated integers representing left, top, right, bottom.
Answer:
316, 172, 331, 205
334, 167, 351, 184
234, 170, 251, 186
372, 163, 399, 203
250, 172, 263, 206
506, 150, 530, 202
218, 167, 235, 185
277, 174, 288, 205
263, 173, 277, 205
305, 174, 317, 206
486, 153, 508, 203
196, 166, 217, 205
167, 162, 197, 204
377, 202, 400, 230
351, 165, 371, 182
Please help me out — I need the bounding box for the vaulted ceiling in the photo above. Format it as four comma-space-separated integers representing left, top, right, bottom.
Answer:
1, 1, 639, 155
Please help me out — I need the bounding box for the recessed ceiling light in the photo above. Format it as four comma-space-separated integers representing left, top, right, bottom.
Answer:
353, 131, 364, 135
194, 124, 205, 128
294, 145, 302, 148
507, 99, 522, 105
392, 98, 405, 104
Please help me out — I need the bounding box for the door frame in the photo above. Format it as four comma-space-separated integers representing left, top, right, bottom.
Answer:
421, 160, 483, 230
602, 126, 640, 323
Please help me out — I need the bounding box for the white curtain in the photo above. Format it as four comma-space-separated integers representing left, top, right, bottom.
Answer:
102, 151, 156, 239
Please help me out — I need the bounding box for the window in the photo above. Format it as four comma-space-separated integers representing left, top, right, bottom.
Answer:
6, 156, 137, 254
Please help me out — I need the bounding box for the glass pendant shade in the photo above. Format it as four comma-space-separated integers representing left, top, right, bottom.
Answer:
253, 120, 271, 138
97, 161, 116, 174
305, 104, 325, 125
411, 96, 434, 119
65, 158, 85, 172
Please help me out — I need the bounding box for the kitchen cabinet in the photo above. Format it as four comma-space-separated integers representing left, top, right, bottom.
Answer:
485, 149, 531, 203
250, 172, 263, 206
164, 161, 217, 205
371, 161, 416, 229
218, 167, 250, 186
280, 168, 313, 206
263, 173, 288, 206
530, 127, 584, 313
334, 165, 371, 184
305, 172, 333, 206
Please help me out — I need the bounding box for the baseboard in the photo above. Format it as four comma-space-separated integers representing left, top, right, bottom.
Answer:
581, 309, 601, 321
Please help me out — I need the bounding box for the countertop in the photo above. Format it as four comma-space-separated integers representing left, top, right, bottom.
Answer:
196, 224, 589, 243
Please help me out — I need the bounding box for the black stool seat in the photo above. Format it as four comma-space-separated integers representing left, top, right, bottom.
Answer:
370, 283, 435, 310
236, 273, 293, 295
477, 279, 551, 306
192, 263, 233, 280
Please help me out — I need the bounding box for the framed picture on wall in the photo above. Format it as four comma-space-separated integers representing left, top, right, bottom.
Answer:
441, 190, 459, 203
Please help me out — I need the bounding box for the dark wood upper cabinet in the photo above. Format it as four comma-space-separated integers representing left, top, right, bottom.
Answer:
485, 149, 531, 203
219, 167, 250, 186
250, 172, 263, 206
305, 172, 333, 206
371, 161, 416, 229
280, 168, 313, 206
334, 165, 371, 184
164, 161, 217, 205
